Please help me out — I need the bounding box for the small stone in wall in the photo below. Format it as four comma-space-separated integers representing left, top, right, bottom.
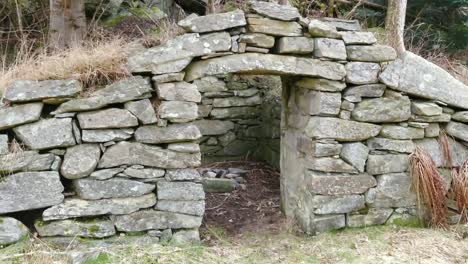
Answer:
82, 128, 134, 143
297, 90, 341, 116
452, 111, 468, 122
239, 33, 275, 48
168, 142, 201, 153
366, 154, 409, 175
352, 96, 411, 123
152, 72, 185, 84
305, 117, 381, 142
277, 37, 314, 54
424, 123, 440, 138
171, 229, 200, 244
112, 210, 203, 232
346, 45, 397, 62
247, 17, 302, 37
212, 95, 262, 107
295, 78, 346, 92
365, 172, 416, 208
156, 200, 205, 216
159, 101, 198, 123
61, 144, 101, 179
122, 167, 165, 180
156, 82, 201, 103
340, 31, 376, 45
210, 106, 261, 119
306, 157, 358, 174
249, 1, 301, 21
314, 38, 347, 61
308, 19, 341, 39
0, 151, 56, 174
89, 168, 124, 180
313, 215, 345, 234
135, 123, 202, 144
340, 142, 369, 173
0, 217, 29, 246
411, 102, 443, 116
124, 99, 158, 125
409, 113, 451, 123
312, 195, 365, 214
367, 138, 415, 154
319, 17, 362, 31
73, 178, 155, 200
379, 125, 425, 139
343, 84, 386, 101
345, 62, 381, 85
178, 10, 247, 33
446, 121, 468, 142
13, 118, 76, 150
347, 208, 393, 228
34, 219, 116, 238
193, 77, 228, 93
157, 181, 205, 200
77, 108, 139, 129
165, 169, 201, 181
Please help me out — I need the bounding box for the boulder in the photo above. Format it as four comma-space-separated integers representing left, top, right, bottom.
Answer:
77, 108, 138, 129
61, 144, 101, 179
124, 99, 158, 125
367, 138, 414, 153
305, 117, 381, 141
249, 1, 300, 21
35, 219, 116, 238
308, 19, 341, 38
366, 154, 409, 175
213, 95, 262, 107
314, 38, 347, 61
112, 210, 202, 232
0, 172, 64, 214
178, 10, 246, 33
305, 171, 377, 195
157, 181, 205, 200
340, 142, 369, 172
156, 82, 201, 102
347, 208, 393, 227
165, 169, 201, 181
0, 102, 43, 131
247, 17, 302, 37
192, 120, 234, 135
135, 124, 202, 144
352, 96, 411, 123
277, 37, 314, 54
210, 106, 261, 119
0, 151, 55, 174
379, 125, 425, 139
365, 173, 416, 207
239, 33, 275, 48
159, 101, 198, 122
446, 121, 468, 142
5, 80, 81, 103
156, 200, 205, 216
13, 118, 76, 150
0, 217, 29, 246
411, 102, 442, 116
295, 78, 346, 92
340, 31, 376, 45
346, 45, 397, 62
81, 128, 134, 143
312, 195, 365, 214
202, 178, 238, 192
73, 178, 155, 200
345, 62, 381, 85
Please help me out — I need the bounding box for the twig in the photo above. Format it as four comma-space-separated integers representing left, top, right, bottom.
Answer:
336, 0, 386, 10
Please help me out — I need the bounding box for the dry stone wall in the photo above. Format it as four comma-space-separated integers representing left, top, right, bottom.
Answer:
1, 1, 468, 245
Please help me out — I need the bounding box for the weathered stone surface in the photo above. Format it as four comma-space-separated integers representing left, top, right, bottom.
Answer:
35, 219, 116, 238
452, 111, 468, 122
380, 51, 468, 109
98, 142, 201, 169
0, 103, 43, 131
193, 77, 227, 92
247, 17, 302, 37
13, 118, 76, 150
0, 172, 64, 214
340, 31, 376, 45
306, 171, 377, 195
366, 173, 416, 207
157, 181, 205, 200
178, 10, 246, 33
352, 96, 411, 123
0, 217, 29, 246
295, 78, 346, 92
415, 138, 468, 167
157, 82, 201, 102
312, 141, 342, 157
0, 134, 7, 155
320, 17, 361, 31
135, 124, 202, 143
345, 62, 380, 85
5, 80, 81, 103
314, 38, 347, 60
308, 19, 341, 38
446, 122, 468, 142
168, 142, 200, 153
61, 144, 101, 179
249, 1, 300, 21
366, 154, 409, 175
367, 138, 414, 153
202, 178, 238, 192
411, 102, 442, 116
112, 210, 202, 232
90, 168, 124, 180
210, 106, 261, 119
171, 229, 200, 244
343, 84, 386, 100
347, 208, 393, 227
239, 33, 275, 48
43, 193, 156, 221
410, 113, 451, 123
340, 142, 369, 173
305, 117, 381, 142
313, 215, 345, 233
53, 77, 152, 114
346, 45, 397, 62
82, 129, 134, 143
213, 95, 261, 107
124, 99, 158, 124
165, 169, 201, 181
122, 167, 165, 180
152, 72, 185, 84
307, 157, 358, 174
156, 200, 205, 216
379, 125, 425, 139
77, 108, 138, 129
185, 53, 346, 81
159, 101, 198, 122
312, 195, 365, 214
277, 37, 314, 54
425, 123, 440, 137
0, 151, 55, 173
73, 178, 155, 200
192, 120, 234, 135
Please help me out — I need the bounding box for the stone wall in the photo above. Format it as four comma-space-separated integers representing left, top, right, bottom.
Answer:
1, 1, 468, 245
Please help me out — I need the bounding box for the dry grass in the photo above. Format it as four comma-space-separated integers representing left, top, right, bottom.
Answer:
454, 161, 468, 222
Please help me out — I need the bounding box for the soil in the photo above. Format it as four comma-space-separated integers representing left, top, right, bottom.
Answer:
201, 161, 286, 239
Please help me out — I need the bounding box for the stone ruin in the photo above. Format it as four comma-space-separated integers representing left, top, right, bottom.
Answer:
1, 1, 468, 246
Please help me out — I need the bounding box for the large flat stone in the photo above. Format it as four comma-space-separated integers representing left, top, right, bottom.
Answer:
340, 31, 376, 45
308, 19, 341, 38
42, 193, 156, 221
247, 17, 302, 37
343, 84, 386, 100
366, 154, 409, 175
77, 108, 138, 129
35, 219, 116, 238
61, 144, 101, 179
185, 53, 346, 82
135, 124, 202, 144
192, 120, 234, 136
178, 10, 246, 33
73, 178, 155, 200
367, 138, 414, 153
380, 51, 468, 109
0, 151, 55, 173
320, 17, 361, 31
306, 171, 377, 195
312, 195, 365, 214
5, 80, 81, 103
0, 217, 29, 246
305, 117, 381, 142
249, 1, 300, 21
98, 142, 201, 169
379, 125, 425, 139
0, 103, 43, 131
157, 181, 205, 200
346, 45, 397, 62
452, 111, 468, 122
112, 210, 202, 232
240, 33, 275, 49
81, 129, 134, 143
352, 96, 411, 123
13, 118, 76, 150
365, 173, 416, 207
156, 200, 205, 216
0, 172, 64, 214
193, 77, 227, 92
446, 121, 468, 142
157, 82, 201, 102
411, 102, 442, 116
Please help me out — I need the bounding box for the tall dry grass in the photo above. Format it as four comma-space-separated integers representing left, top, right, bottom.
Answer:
453, 161, 468, 222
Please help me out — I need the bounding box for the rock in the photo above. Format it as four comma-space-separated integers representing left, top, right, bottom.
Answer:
152, 72, 185, 84
307, 157, 358, 174
156, 200, 205, 216
312, 195, 365, 214
239, 33, 275, 48
98, 142, 201, 169
185, 53, 346, 82
0, 151, 55, 174
213, 95, 261, 108
340, 142, 369, 172
73, 178, 155, 200
367, 138, 414, 153
352, 96, 411, 123
247, 17, 302, 37
124, 99, 158, 125
415, 138, 468, 167
314, 38, 347, 60
112, 210, 202, 232
0, 172, 64, 214
77, 108, 138, 129
345, 62, 380, 85
0, 102, 43, 131
410, 113, 451, 123
159, 101, 198, 122
305, 117, 381, 141
53, 77, 152, 114
13, 118, 75, 150
61, 144, 101, 179
122, 167, 165, 180
452, 111, 468, 122
192, 120, 234, 135
347, 208, 393, 228
425, 123, 440, 137
320, 17, 361, 31
249, 1, 300, 21
295, 78, 346, 92
202, 178, 238, 192
157, 181, 205, 200
313, 141, 342, 157
42, 193, 156, 221
277, 37, 314, 54
193, 77, 227, 92
168, 142, 200, 153
198, 105, 212, 118
343, 84, 386, 100
178, 10, 246, 33
156, 82, 201, 102
340, 31, 376, 45
446, 122, 468, 142
5, 80, 82, 103
366, 173, 416, 207
306, 171, 377, 195
210, 106, 261, 119
35, 219, 116, 238
0, 217, 29, 246
171, 229, 200, 244
308, 19, 341, 38
379, 125, 425, 139
346, 45, 397, 62
90, 168, 124, 180
411, 102, 442, 116
165, 169, 201, 181
313, 215, 345, 233
366, 154, 409, 175
82, 129, 134, 143
0, 134, 7, 155
135, 124, 202, 144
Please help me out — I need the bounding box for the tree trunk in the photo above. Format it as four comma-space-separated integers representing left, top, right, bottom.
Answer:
385, 0, 407, 55
328, 0, 335, 17
206, 0, 215, 14
278, 0, 289, 5
49, 0, 86, 49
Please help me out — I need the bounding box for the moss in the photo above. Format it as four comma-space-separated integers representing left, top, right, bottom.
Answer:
388, 218, 425, 228
84, 253, 111, 264
103, 6, 165, 28
103, 15, 127, 27
88, 225, 101, 234
0, 218, 4, 224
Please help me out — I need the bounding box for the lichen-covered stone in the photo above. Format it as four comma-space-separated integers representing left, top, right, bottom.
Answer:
247, 17, 302, 37
340, 31, 376, 45
171, 229, 200, 244
347, 208, 393, 227
352, 96, 411, 123
446, 121, 468, 142
320, 17, 361, 31
77, 108, 138, 129
112, 210, 202, 232
0, 151, 56, 174
366, 154, 409, 175
365, 173, 416, 207
307, 157, 358, 174
343, 84, 386, 100
313, 215, 345, 233
308, 19, 341, 38
152, 72, 185, 84
0, 217, 29, 246
411, 102, 442, 116
156, 200, 205, 216
239, 33, 275, 48
0, 103, 43, 131
5, 80, 81, 103
452, 111, 468, 122
90, 168, 124, 180
192, 120, 234, 135
345, 62, 380, 85
61, 144, 101, 179
122, 167, 165, 180
312, 195, 365, 214
157, 181, 205, 200
168, 142, 200, 153
213, 95, 262, 107
210, 106, 261, 119
305, 117, 381, 141
193, 77, 227, 92
379, 125, 425, 139
346, 45, 397, 62
202, 178, 238, 192
0, 134, 7, 155
159, 101, 198, 122
367, 138, 414, 153
249, 1, 300, 21
314, 38, 347, 60
124, 99, 158, 124
34, 219, 116, 238
178, 10, 246, 33
156, 82, 201, 102
297, 90, 341, 116
165, 169, 201, 181
276, 37, 314, 54
415, 138, 468, 167
410, 113, 451, 123
13, 118, 76, 150
135, 124, 202, 144
306, 171, 377, 195
81, 129, 134, 143
340, 142, 369, 173
295, 78, 346, 92
73, 178, 155, 200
